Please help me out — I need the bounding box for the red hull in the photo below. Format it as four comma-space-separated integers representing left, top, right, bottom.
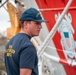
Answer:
36, 0, 76, 75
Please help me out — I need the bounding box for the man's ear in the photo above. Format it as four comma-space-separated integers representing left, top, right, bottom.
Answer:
24, 21, 27, 25
24, 21, 30, 29
24, 21, 28, 27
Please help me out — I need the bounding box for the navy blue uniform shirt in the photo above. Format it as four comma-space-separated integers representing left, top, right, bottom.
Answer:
4, 33, 38, 75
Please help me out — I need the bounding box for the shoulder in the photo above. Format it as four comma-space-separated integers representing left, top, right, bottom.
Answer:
20, 43, 37, 56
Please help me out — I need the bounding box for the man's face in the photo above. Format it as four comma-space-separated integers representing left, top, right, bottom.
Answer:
25, 21, 42, 37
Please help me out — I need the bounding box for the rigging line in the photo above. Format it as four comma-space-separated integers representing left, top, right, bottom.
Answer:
2, 5, 8, 11
39, 7, 76, 12
0, 0, 8, 8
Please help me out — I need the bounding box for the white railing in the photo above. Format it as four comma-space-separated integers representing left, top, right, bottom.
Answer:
37, 0, 73, 58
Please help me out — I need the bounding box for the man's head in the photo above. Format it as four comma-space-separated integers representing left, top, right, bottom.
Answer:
20, 8, 47, 37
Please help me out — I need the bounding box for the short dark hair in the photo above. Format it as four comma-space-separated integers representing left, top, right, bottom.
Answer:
20, 21, 24, 28
20, 21, 31, 28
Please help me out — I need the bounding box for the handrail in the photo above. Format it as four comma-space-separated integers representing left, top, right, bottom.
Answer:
37, 0, 73, 58
32, 37, 76, 67
43, 52, 76, 67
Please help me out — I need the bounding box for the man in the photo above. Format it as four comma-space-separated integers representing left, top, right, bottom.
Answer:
4, 7, 47, 75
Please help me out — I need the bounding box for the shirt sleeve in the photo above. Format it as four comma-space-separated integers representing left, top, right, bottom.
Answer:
20, 45, 36, 69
